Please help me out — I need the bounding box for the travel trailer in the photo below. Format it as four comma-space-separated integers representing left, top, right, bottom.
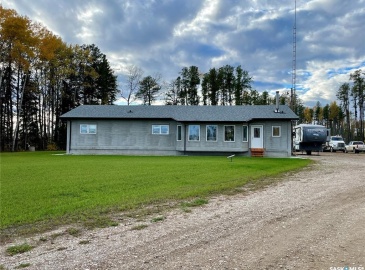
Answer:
293, 124, 328, 155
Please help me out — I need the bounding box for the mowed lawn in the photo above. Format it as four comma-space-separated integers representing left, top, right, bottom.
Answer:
0, 152, 311, 229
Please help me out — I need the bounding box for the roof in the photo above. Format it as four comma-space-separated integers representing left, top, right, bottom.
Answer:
294, 124, 326, 128
60, 105, 298, 122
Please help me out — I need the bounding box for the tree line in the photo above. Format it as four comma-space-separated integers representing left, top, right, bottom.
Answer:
0, 6, 118, 151
121, 65, 365, 143
122, 64, 275, 107
1, 6, 364, 151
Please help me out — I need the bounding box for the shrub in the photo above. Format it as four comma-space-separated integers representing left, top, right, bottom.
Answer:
46, 142, 58, 151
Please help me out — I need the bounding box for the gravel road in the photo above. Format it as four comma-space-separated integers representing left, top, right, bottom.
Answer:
1, 152, 365, 270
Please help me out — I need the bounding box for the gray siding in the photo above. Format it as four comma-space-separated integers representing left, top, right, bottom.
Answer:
68, 119, 179, 155
66, 119, 293, 157
177, 123, 249, 154
251, 120, 292, 157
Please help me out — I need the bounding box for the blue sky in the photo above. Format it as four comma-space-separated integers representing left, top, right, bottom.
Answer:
2, 0, 365, 107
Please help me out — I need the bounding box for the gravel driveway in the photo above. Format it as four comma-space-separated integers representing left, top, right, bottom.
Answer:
1, 152, 365, 270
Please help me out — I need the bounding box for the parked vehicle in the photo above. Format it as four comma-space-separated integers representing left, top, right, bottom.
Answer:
323, 135, 346, 152
293, 124, 328, 155
345, 141, 365, 153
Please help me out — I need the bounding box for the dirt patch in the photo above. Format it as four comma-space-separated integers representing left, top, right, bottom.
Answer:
1, 152, 365, 269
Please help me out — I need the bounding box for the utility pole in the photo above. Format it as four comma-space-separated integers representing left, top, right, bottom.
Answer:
291, 0, 297, 112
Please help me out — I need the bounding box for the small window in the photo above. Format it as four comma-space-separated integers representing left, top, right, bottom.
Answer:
224, 125, 235, 142
152, 125, 169, 135
272, 126, 281, 137
152, 125, 160, 134
80, 124, 97, 134
188, 125, 200, 141
161, 125, 169, 134
80, 124, 88, 134
242, 125, 248, 142
254, 127, 261, 138
177, 125, 182, 141
206, 125, 217, 141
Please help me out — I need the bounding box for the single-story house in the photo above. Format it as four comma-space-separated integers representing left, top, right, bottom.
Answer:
60, 104, 298, 157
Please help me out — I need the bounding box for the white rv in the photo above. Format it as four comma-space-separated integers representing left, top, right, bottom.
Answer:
293, 124, 328, 155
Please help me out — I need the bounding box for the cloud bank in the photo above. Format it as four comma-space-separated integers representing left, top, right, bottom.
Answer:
3, 0, 365, 106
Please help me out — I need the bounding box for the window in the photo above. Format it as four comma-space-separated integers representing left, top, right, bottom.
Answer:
242, 125, 248, 142
224, 125, 235, 142
152, 125, 169, 135
272, 126, 281, 137
254, 127, 261, 138
206, 125, 217, 141
161, 125, 169, 134
80, 124, 97, 134
177, 125, 182, 141
188, 125, 200, 141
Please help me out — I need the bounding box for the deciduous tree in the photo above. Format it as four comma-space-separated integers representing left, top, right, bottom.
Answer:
122, 65, 143, 105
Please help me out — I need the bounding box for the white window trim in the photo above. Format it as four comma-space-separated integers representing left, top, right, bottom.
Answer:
177, 125, 182, 141
152, 125, 169, 135
188, 125, 200, 141
206, 125, 217, 142
242, 125, 248, 142
224, 125, 235, 142
272, 126, 281, 137
80, 124, 97, 134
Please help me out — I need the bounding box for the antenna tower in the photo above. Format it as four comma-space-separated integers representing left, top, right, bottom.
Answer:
291, 0, 297, 111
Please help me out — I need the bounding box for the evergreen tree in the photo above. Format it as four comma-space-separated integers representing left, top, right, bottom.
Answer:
219, 65, 235, 105
350, 69, 365, 141
235, 66, 252, 105
336, 83, 351, 141
201, 68, 219, 105
322, 104, 330, 127
180, 66, 200, 105
136, 75, 161, 105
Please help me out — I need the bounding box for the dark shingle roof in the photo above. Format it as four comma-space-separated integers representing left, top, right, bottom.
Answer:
60, 105, 298, 122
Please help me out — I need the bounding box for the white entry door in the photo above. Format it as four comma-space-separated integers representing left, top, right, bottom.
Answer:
251, 125, 264, 148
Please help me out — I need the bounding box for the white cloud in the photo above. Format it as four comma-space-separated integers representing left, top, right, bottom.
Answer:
2, 0, 365, 107
301, 60, 364, 106
173, 0, 220, 37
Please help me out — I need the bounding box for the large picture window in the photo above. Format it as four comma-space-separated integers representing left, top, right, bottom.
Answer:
224, 125, 235, 142
242, 125, 248, 142
80, 124, 97, 134
272, 126, 281, 137
206, 125, 217, 141
152, 125, 169, 135
188, 125, 200, 141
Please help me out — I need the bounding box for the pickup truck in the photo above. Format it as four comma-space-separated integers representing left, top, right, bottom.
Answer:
345, 141, 365, 153
323, 135, 346, 152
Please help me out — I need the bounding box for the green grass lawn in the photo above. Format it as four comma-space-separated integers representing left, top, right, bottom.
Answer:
0, 152, 311, 231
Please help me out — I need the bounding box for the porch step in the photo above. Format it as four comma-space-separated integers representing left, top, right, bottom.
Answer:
250, 148, 265, 157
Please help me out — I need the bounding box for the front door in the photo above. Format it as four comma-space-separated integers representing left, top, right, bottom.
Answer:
251, 125, 263, 148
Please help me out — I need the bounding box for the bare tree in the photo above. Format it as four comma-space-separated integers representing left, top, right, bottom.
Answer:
121, 65, 143, 105
164, 77, 182, 105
